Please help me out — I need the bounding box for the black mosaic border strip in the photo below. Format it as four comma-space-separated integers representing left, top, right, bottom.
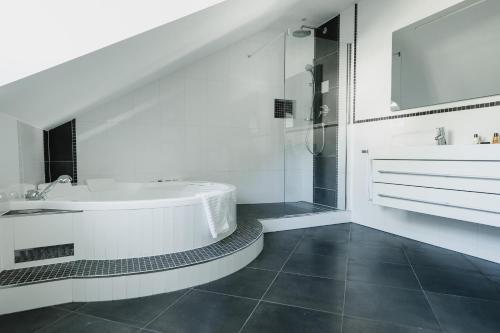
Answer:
0, 220, 262, 288
352, 3, 358, 124
71, 119, 78, 184
14, 243, 74, 264
354, 101, 500, 124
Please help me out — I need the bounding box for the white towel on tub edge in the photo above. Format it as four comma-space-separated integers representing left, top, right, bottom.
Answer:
198, 190, 234, 238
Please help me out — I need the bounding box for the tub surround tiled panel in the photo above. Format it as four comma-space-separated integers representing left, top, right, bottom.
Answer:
44, 119, 77, 184
0, 219, 262, 288
0, 220, 263, 314
0, 203, 235, 270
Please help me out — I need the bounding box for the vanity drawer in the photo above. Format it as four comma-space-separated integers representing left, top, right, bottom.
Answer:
373, 183, 500, 226
372, 160, 500, 194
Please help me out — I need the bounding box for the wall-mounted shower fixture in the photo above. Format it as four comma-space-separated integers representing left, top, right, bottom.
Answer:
303, 62, 328, 156
292, 25, 316, 38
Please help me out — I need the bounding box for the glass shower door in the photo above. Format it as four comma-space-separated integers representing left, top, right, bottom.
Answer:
283, 18, 348, 214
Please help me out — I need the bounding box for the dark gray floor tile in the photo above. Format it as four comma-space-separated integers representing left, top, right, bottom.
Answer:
78, 290, 186, 326
242, 302, 341, 333
304, 225, 350, 242
196, 267, 276, 299
347, 260, 420, 289
54, 302, 86, 311
428, 292, 500, 333
350, 227, 404, 248
0, 307, 68, 333
283, 252, 347, 280
39, 313, 138, 333
263, 230, 303, 252
349, 243, 408, 264
488, 275, 500, 286
414, 266, 500, 301
406, 250, 476, 271
466, 256, 500, 277
403, 241, 460, 255
342, 316, 440, 333
146, 289, 256, 333
344, 281, 440, 330
295, 238, 348, 257
247, 246, 290, 271
264, 272, 345, 313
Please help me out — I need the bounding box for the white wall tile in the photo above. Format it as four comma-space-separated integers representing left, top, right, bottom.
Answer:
76, 30, 287, 203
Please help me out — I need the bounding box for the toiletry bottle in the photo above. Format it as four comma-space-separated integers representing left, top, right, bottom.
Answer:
473, 134, 480, 144
493, 133, 499, 144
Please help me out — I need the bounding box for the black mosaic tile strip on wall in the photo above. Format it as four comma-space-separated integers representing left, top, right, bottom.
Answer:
274, 99, 294, 118
354, 101, 500, 124
14, 244, 74, 264
0, 220, 263, 288
352, 3, 358, 124
44, 119, 78, 184
71, 119, 78, 184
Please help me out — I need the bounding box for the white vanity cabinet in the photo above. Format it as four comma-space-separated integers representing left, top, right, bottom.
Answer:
371, 146, 500, 227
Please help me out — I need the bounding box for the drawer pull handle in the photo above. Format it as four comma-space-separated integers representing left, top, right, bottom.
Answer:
378, 194, 500, 214
377, 170, 500, 181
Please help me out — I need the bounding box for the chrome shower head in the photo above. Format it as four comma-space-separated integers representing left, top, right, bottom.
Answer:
292, 25, 315, 38
305, 64, 314, 73
292, 29, 311, 38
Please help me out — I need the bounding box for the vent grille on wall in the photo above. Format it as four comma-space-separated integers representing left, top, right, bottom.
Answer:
14, 243, 74, 263
274, 99, 294, 118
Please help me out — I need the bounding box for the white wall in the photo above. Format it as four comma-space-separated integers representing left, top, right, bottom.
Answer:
17, 122, 44, 186
77, 30, 285, 204
344, 0, 500, 262
0, 114, 44, 211
0, 114, 21, 203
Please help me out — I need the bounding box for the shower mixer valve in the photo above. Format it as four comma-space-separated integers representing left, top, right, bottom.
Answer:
320, 105, 330, 116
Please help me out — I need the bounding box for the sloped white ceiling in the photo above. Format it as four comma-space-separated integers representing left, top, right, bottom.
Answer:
0, 0, 226, 86
0, 0, 354, 129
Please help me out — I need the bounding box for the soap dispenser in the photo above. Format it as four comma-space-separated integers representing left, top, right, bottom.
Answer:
473, 134, 480, 144
493, 133, 499, 144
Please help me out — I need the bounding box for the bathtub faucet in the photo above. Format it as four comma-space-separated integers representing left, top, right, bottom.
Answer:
25, 175, 73, 200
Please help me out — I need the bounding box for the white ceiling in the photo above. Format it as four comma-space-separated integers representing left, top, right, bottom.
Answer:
0, 0, 225, 86
0, 0, 355, 129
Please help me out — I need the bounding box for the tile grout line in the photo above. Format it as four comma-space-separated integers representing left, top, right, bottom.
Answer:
237, 232, 305, 333
403, 248, 445, 332
193, 287, 343, 316
141, 288, 192, 330
34, 309, 74, 333
343, 313, 442, 332
37, 306, 145, 332
247, 266, 347, 283
339, 222, 352, 333
462, 253, 500, 293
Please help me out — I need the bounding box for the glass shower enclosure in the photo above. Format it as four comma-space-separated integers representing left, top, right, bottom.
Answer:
282, 16, 348, 217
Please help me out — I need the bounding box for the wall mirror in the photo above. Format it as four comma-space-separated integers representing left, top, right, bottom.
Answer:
391, 0, 500, 111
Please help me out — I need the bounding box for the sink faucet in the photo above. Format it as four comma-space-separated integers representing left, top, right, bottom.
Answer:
25, 175, 73, 200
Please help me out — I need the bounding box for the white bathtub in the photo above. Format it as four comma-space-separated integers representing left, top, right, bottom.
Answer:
4, 181, 237, 263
